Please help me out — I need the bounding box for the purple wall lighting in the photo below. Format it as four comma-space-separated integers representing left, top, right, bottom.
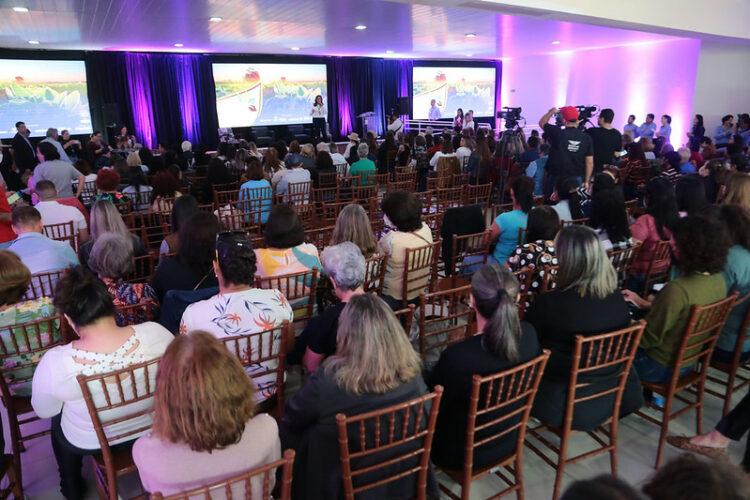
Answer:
125, 53, 157, 149
174, 54, 201, 144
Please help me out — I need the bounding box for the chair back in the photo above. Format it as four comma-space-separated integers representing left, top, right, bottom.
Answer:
450, 232, 490, 278
43, 221, 76, 250
393, 304, 416, 339
151, 196, 178, 214
318, 171, 338, 188
336, 387, 443, 500
287, 181, 312, 204
436, 186, 463, 212
643, 239, 672, 295
540, 264, 558, 293
313, 186, 340, 204
460, 351, 550, 475
608, 242, 642, 284
402, 241, 441, 306
396, 171, 417, 186
386, 180, 415, 194
237, 187, 274, 225
213, 189, 239, 210
562, 217, 589, 227
126, 254, 156, 284
319, 201, 351, 226
304, 225, 335, 254
464, 183, 492, 209
255, 269, 318, 321
152, 449, 296, 500
417, 285, 474, 362
374, 173, 391, 188
221, 322, 291, 417
81, 180, 98, 206
416, 191, 434, 215
114, 301, 158, 327
422, 213, 444, 242
364, 254, 388, 295
216, 205, 261, 233
24, 269, 67, 300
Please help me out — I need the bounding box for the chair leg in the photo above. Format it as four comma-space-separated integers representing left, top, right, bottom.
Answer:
552, 435, 569, 500
695, 385, 705, 436
9, 456, 23, 500
722, 372, 736, 417
610, 422, 619, 476
654, 397, 673, 469
515, 458, 525, 500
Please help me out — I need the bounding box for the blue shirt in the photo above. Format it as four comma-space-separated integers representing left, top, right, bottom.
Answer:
718, 245, 750, 352
679, 162, 696, 174
7, 232, 78, 275
637, 122, 657, 139
491, 209, 528, 265
714, 125, 733, 144
739, 128, 750, 145
526, 157, 548, 196
658, 124, 672, 143
623, 123, 638, 139
239, 179, 272, 224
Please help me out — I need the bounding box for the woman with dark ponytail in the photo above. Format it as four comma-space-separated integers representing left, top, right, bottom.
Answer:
488, 176, 535, 264
428, 263, 540, 470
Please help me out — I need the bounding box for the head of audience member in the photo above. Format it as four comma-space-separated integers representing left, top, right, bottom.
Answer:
674, 175, 708, 217
325, 294, 421, 395
315, 151, 334, 171
382, 191, 422, 233
35, 180, 58, 201
95, 169, 121, 194
677, 147, 691, 165
598, 108, 615, 128
151, 171, 180, 199
89, 200, 131, 244
723, 172, 750, 209
561, 474, 644, 500
590, 172, 617, 197
645, 113, 655, 124
45, 127, 59, 141
321, 242, 365, 303
644, 178, 680, 239
301, 143, 315, 159
626, 141, 646, 162
75, 159, 93, 177
627, 114, 635, 125
36, 141, 60, 164
590, 188, 631, 244
128, 165, 147, 190
271, 140, 287, 161
641, 453, 750, 500
264, 204, 304, 250
168, 195, 199, 235
721, 114, 734, 129
11, 206, 42, 236
673, 214, 730, 276
717, 204, 750, 253
287, 140, 301, 155
511, 176, 535, 214
15, 121, 27, 135
151, 331, 257, 452
180, 140, 192, 153
693, 114, 704, 128
331, 204, 377, 257
356, 143, 369, 160
53, 266, 116, 333
213, 231, 256, 292
126, 151, 141, 168
90, 131, 103, 145
316, 142, 330, 154
555, 225, 617, 299
640, 137, 654, 153
264, 147, 283, 175
0, 250, 32, 307
88, 232, 135, 282
60, 129, 72, 142
178, 212, 220, 273
525, 206, 560, 243
471, 263, 523, 362
526, 136, 540, 151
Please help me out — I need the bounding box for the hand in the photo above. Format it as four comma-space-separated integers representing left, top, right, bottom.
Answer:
622, 289, 648, 309
549, 107, 559, 114
583, 179, 591, 190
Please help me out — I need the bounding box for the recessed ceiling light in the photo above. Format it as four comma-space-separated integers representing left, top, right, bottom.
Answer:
209, 16, 223, 22
174, 43, 184, 47
290, 47, 300, 51
385, 50, 394, 54
551, 40, 561, 45
465, 53, 473, 57
13, 6, 29, 12
354, 24, 367, 30
27, 40, 39, 44
465, 32, 477, 38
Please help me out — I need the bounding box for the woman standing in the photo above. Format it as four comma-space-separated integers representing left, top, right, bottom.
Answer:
687, 114, 706, 152
453, 108, 464, 132
310, 95, 327, 141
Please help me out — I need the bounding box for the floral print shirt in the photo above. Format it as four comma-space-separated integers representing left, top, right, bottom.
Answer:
102, 278, 160, 326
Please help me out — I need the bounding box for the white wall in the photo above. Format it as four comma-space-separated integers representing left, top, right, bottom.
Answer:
692, 41, 750, 131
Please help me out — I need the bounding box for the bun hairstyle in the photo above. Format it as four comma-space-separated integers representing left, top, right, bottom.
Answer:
53, 266, 115, 327
471, 263, 522, 362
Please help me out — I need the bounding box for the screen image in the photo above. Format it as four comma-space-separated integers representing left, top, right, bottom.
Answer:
0, 59, 92, 139
213, 63, 327, 128
412, 66, 496, 120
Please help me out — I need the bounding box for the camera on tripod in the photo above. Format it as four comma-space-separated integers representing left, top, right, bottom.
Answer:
555, 105, 599, 130
497, 107, 523, 129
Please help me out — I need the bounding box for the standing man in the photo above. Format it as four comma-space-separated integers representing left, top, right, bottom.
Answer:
428, 99, 441, 121
637, 114, 657, 139
538, 106, 594, 198
623, 114, 638, 140
40, 128, 72, 163
10, 121, 38, 173
586, 108, 622, 173
714, 115, 734, 148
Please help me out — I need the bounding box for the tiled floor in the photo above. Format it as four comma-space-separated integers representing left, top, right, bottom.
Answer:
5, 378, 746, 500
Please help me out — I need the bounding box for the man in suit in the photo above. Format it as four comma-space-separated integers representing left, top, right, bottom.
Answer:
10, 121, 38, 173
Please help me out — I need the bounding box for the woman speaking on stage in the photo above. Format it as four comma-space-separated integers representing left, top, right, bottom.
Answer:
310, 95, 327, 141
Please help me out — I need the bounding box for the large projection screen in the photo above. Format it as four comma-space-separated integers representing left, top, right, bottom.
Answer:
0, 59, 92, 139
213, 63, 327, 128
412, 66, 496, 120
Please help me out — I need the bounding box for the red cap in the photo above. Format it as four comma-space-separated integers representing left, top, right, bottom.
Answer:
560, 106, 579, 122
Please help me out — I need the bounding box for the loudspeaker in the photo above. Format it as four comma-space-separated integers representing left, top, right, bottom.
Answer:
102, 103, 119, 127
397, 97, 410, 116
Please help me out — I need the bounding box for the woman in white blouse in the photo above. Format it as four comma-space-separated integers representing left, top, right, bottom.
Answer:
310, 95, 327, 141
462, 110, 475, 131
31, 267, 173, 499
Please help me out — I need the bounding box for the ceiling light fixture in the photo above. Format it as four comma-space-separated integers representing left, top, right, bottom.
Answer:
174, 43, 184, 47
465, 33, 477, 38
551, 40, 561, 45
290, 47, 300, 51
27, 40, 39, 44
385, 50, 394, 54
13, 6, 29, 12
209, 17, 223, 22
354, 24, 367, 30
465, 53, 473, 57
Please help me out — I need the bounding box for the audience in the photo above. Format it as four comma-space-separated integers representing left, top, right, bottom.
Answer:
488, 176, 535, 265
8, 206, 79, 274
94, 168, 129, 206
255, 204, 322, 279
551, 176, 584, 222
30, 142, 84, 199
276, 155, 311, 200
675, 175, 708, 217
239, 158, 273, 224
641, 453, 750, 500
79, 200, 147, 268
122, 165, 153, 211
589, 188, 633, 251
330, 203, 378, 258
348, 143, 376, 185
34, 180, 88, 243
150, 171, 182, 212
30, 267, 173, 499
723, 172, 750, 209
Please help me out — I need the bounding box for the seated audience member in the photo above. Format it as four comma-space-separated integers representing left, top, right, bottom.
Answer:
74, 159, 96, 183
675, 175, 708, 217
429, 264, 540, 470
30, 142, 84, 199
60, 131, 82, 162
264, 148, 286, 187
677, 147, 696, 174
239, 158, 273, 225
330, 204, 378, 258
203, 157, 233, 202
255, 204, 322, 279
8, 206, 78, 274
488, 176, 535, 265
723, 172, 750, 210
88, 232, 158, 325
712, 205, 750, 362
628, 178, 679, 290
30, 267, 173, 499
284, 140, 302, 165
378, 191, 433, 308
551, 176, 584, 222
623, 215, 729, 384
276, 156, 311, 201
150, 171, 182, 213
300, 144, 316, 170
560, 475, 645, 500
312, 151, 336, 187
620, 141, 650, 198
590, 188, 633, 251
291, 242, 365, 373
122, 166, 153, 211
429, 138, 456, 169
159, 195, 198, 260
641, 137, 656, 160
376, 132, 398, 174
94, 168, 130, 206
79, 200, 147, 268
180, 231, 292, 400
519, 135, 540, 164
580, 170, 618, 217
641, 453, 750, 500
280, 294, 432, 500
151, 212, 220, 301
348, 143, 376, 185
0, 250, 62, 394
455, 136, 474, 166
525, 143, 550, 196
328, 142, 347, 168
507, 205, 559, 307
526, 225, 642, 429
34, 180, 88, 243
126, 151, 145, 175
133, 331, 281, 497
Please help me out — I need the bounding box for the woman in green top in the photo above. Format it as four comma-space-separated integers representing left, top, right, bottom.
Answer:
348, 143, 376, 185
623, 214, 730, 383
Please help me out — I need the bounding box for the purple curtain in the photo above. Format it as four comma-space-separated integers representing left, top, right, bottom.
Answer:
125, 53, 158, 149
494, 60, 503, 133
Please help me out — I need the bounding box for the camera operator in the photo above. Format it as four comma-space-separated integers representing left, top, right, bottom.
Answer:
586, 108, 622, 173
538, 106, 594, 197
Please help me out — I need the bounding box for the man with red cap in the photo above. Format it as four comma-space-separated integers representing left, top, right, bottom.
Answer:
538, 106, 594, 199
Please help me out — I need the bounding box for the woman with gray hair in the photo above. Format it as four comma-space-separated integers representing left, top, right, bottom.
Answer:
289, 242, 366, 373
348, 143, 376, 185
88, 232, 159, 325
525, 225, 642, 430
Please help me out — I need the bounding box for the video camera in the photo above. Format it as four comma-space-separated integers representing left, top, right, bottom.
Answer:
497, 107, 523, 129
555, 105, 599, 130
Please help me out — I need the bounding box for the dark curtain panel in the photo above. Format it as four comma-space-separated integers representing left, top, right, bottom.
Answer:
85, 52, 134, 138
186, 55, 219, 149
328, 57, 375, 138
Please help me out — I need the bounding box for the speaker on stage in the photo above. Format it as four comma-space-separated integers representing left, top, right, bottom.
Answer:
397, 97, 410, 116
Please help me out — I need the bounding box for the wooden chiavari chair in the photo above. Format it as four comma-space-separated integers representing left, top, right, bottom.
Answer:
363, 254, 388, 295
463, 183, 492, 209
641, 239, 673, 296
422, 212, 444, 242
255, 269, 319, 324
608, 242, 642, 287
23, 269, 66, 300
401, 241, 442, 308
436, 186, 464, 212
42, 221, 76, 250
417, 285, 474, 363
126, 254, 156, 284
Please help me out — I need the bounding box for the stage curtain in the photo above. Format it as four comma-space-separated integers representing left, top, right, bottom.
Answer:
494, 59, 503, 130
85, 52, 135, 139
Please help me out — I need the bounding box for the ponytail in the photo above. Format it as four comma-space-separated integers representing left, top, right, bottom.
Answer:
472, 263, 523, 363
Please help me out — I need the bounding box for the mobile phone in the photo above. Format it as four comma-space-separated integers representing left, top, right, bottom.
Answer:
6, 192, 20, 205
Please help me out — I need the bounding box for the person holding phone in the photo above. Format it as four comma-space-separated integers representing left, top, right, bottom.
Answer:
310, 95, 327, 141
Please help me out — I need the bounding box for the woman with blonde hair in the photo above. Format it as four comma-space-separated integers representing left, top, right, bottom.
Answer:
525, 225, 642, 430
133, 331, 281, 497
78, 200, 147, 267
280, 294, 432, 500
330, 203, 378, 258
723, 172, 750, 209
